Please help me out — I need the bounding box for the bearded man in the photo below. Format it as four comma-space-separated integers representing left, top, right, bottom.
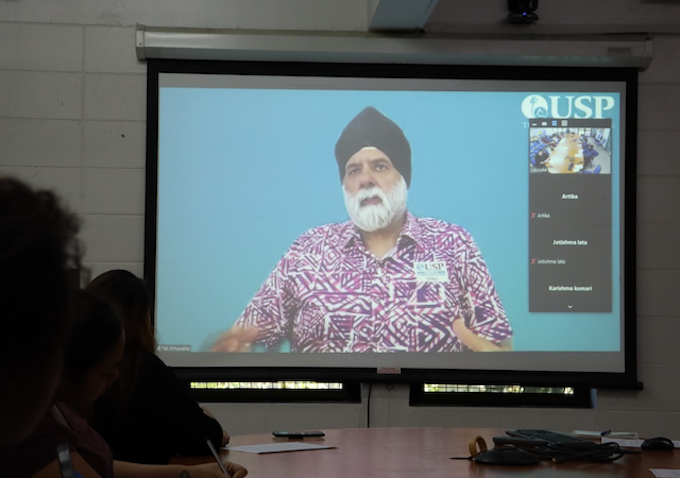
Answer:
212, 106, 512, 353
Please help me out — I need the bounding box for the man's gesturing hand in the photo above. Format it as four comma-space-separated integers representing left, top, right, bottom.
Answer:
452, 317, 511, 352
210, 326, 260, 352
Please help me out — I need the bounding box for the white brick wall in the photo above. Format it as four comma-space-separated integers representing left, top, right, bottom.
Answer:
1, 0, 679, 438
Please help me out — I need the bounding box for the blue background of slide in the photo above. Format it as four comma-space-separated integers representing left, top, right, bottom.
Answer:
155, 87, 622, 352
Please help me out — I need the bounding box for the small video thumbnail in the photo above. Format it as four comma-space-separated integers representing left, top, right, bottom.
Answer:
529, 119, 612, 175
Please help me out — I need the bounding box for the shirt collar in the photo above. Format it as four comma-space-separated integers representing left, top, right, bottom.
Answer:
341, 211, 428, 254
399, 212, 428, 253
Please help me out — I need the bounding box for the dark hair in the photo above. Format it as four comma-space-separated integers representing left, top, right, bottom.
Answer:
86, 270, 156, 354
0, 176, 84, 445
0, 176, 82, 385
86, 270, 155, 415
65, 290, 123, 383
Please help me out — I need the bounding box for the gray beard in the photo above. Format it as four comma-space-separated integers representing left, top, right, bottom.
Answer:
343, 176, 408, 232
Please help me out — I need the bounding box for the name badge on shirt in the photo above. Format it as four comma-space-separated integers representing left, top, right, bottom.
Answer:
414, 261, 449, 282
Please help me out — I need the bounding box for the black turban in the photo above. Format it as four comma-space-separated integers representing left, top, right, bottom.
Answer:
334, 106, 411, 188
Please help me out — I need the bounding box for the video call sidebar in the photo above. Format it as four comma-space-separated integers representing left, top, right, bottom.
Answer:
529, 118, 612, 312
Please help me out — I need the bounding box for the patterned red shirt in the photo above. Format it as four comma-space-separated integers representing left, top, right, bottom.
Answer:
235, 212, 512, 352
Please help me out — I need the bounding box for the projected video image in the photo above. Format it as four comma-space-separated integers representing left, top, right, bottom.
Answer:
529, 120, 612, 175
151, 68, 629, 376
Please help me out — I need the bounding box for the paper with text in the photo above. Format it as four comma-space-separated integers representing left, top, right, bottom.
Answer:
650, 469, 680, 478
225, 442, 335, 454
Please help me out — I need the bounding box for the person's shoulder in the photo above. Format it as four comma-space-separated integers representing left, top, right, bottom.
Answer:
33, 403, 82, 445
0, 406, 72, 478
411, 215, 473, 239
299, 220, 352, 237
54, 402, 83, 425
138, 351, 173, 374
135, 353, 187, 396
130, 351, 176, 386
140, 350, 165, 364
291, 220, 354, 248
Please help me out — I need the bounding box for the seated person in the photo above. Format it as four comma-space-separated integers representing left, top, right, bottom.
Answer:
535, 148, 549, 165
212, 106, 511, 353
582, 144, 599, 167
0, 290, 246, 478
85, 270, 229, 464
0, 176, 82, 446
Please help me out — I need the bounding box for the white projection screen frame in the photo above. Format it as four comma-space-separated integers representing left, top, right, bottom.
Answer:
144, 59, 639, 388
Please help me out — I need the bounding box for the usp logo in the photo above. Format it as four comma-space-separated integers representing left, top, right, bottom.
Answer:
522, 95, 549, 119
521, 94, 616, 119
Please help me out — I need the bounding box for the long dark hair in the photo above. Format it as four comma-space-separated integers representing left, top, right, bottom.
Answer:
86, 270, 155, 353
85, 270, 156, 415
65, 290, 123, 383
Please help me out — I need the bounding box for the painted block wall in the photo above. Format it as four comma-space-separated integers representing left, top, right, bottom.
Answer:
1, 0, 679, 437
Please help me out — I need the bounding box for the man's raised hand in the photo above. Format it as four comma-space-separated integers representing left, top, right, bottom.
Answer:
210, 326, 260, 352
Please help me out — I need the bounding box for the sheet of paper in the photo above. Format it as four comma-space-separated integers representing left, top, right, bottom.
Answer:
225, 442, 335, 454
574, 430, 639, 439
650, 469, 680, 477
602, 438, 680, 448
602, 438, 645, 447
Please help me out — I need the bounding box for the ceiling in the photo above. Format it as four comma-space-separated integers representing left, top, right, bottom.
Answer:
369, 0, 680, 35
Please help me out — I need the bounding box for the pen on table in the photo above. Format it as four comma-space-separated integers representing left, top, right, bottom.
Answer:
206, 438, 230, 476
600, 430, 612, 437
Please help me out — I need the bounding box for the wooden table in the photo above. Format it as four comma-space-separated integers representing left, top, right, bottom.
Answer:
194, 427, 680, 478
545, 133, 585, 174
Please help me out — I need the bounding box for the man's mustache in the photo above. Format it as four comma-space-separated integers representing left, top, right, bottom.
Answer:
353, 187, 387, 205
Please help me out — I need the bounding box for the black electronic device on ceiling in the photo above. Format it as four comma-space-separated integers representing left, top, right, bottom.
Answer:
508, 0, 539, 24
